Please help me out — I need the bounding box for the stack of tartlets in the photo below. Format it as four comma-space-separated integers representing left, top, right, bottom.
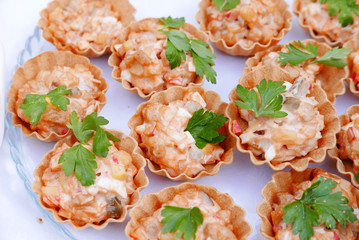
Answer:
7, 0, 359, 239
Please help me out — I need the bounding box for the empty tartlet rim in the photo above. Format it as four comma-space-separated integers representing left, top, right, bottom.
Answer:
125, 182, 252, 240
293, 0, 355, 47
225, 64, 340, 171
7, 51, 108, 142
32, 129, 149, 230
128, 85, 235, 181
257, 168, 359, 239
243, 39, 348, 103
328, 105, 359, 188
38, 0, 136, 57
108, 18, 208, 100
195, 0, 293, 56
343, 32, 359, 98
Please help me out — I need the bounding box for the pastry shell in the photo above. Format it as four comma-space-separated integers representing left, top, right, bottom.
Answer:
243, 39, 348, 103
293, 0, 353, 47
343, 33, 359, 98
328, 105, 359, 188
257, 168, 359, 239
226, 64, 340, 171
7, 51, 108, 142
128, 86, 235, 181
195, 0, 293, 56
32, 129, 149, 229
108, 18, 207, 99
125, 182, 252, 239
38, 0, 136, 57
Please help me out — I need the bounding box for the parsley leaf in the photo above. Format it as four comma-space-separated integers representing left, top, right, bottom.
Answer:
19, 86, 71, 125
282, 176, 358, 240
213, 0, 240, 11
159, 16, 185, 29
60, 111, 120, 186
356, 172, 359, 180
191, 40, 217, 84
278, 40, 349, 68
161, 206, 204, 240
312, 47, 351, 67
234, 79, 288, 118
185, 108, 227, 149
319, 0, 359, 27
59, 144, 97, 186
278, 41, 318, 66
159, 17, 217, 83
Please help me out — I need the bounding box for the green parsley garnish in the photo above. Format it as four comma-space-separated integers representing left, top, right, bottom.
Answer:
234, 79, 288, 118
19, 86, 71, 125
159, 16, 185, 28
159, 17, 217, 84
282, 176, 357, 240
316, 0, 359, 27
161, 206, 204, 240
213, 0, 240, 11
185, 108, 228, 149
278, 40, 350, 68
59, 111, 120, 186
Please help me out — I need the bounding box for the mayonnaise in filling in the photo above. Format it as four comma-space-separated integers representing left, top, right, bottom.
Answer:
239, 77, 324, 163
47, 0, 124, 51
298, 0, 359, 43
135, 92, 224, 177
338, 113, 359, 173
206, 0, 285, 47
16, 64, 102, 138
41, 140, 138, 225
129, 188, 236, 240
271, 170, 359, 240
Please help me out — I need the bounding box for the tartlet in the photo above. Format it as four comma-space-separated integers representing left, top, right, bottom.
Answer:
108, 18, 210, 99
8, 51, 108, 142
38, 0, 136, 57
243, 39, 348, 103
195, 0, 292, 56
293, 0, 359, 47
32, 129, 149, 229
125, 182, 252, 240
344, 32, 359, 98
328, 105, 359, 188
226, 65, 339, 171
128, 86, 234, 181
257, 168, 359, 239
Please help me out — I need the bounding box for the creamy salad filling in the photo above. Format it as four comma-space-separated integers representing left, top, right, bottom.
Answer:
16, 64, 101, 137
239, 77, 324, 163
47, 0, 124, 51
271, 170, 359, 240
298, 0, 359, 43
135, 92, 224, 177
41, 140, 138, 225
205, 0, 285, 47
349, 50, 359, 90
129, 188, 236, 240
338, 113, 359, 172
16, 64, 102, 138
114, 19, 198, 95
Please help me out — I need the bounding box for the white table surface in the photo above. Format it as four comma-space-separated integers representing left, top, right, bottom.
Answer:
1, 0, 358, 239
